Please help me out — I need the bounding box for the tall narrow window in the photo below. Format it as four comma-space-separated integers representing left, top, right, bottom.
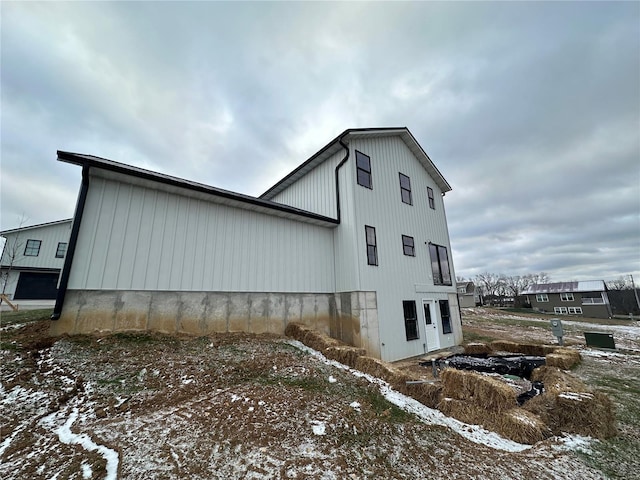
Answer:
399, 173, 412, 205
427, 187, 435, 209
356, 151, 372, 189
55, 242, 68, 259
439, 300, 452, 334
403, 300, 419, 340
24, 239, 41, 256
402, 235, 415, 256
429, 243, 452, 285
365, 225, 378, 266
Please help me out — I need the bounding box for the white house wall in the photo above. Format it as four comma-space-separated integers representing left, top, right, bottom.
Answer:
68, 171, 336, 293
348, 136, 461, 361
269, 150, 345, 218
1, 221, 71, 270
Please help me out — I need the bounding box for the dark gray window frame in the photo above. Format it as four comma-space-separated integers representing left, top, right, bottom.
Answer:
439, 299, 452, 334
427, 187, 435, 209
403, 300, 419, 341
55, 242, 68, 258
24, 239, 42, 257
429, 243, 452, 286
365, 225, 378, 266
399, 172, 412, 205
356, 150, 372, 189
402, 235, 415, 256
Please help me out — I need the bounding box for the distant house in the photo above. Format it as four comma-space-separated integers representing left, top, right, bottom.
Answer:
522, 281, 612, 319
457, 281, 481, 308
0, 219, 72, 305
49, 127, 463, 362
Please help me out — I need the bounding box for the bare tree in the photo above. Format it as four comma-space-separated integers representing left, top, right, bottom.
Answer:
475, 272, 502, 297
0, 215, 28, 302
606, 276, 631, 291
503, 275, 534, 297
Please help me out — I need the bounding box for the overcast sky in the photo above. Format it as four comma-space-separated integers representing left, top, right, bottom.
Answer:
1, 2, 639, 283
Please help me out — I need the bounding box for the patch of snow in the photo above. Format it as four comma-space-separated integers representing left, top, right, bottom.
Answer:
558, 392, 593, 402
81, 461, 92, 479
310, 420, 326, 436
230, 394, 242, 402
553, 434, 594, 454
55, 408, 119, 480
349, 401, 361, 412
328, 375, 337, 383
182, 378, 194, 385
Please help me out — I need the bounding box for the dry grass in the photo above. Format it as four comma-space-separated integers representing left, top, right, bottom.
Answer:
463, 342, 491, 355
441, 368, 517, 412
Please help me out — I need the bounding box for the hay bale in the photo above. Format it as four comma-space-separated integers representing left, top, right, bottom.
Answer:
355, 356, 406, 385
546, 352, 580, 370
489, 340, 554, 356
464, 343, 491, 355
284, 322, 342, 352
524, 390, 616, 439
441, 368, 517, 412
403, 381, 443, 409
489, 340, 522, 353
324, 346, 366, 368
438, 398, 488, 426
496, 408, 552, 444
530, 366, 588, 393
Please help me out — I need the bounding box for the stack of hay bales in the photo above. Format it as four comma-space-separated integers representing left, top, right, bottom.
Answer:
524, 366, 616, 439
284, 322, 365, 368
438, 368, 551, 444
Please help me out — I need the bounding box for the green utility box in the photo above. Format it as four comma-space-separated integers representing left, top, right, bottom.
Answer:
584, 332, 616, 350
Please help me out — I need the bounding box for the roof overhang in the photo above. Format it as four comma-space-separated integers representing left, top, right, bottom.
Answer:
260, 127, 452, 200
0, 218, 73, 236
57, 151, 339, 228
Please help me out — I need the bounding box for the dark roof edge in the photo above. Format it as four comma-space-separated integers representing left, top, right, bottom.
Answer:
260, 127, 409, 199
1, 218, 73, 235
57, 151, 339, 226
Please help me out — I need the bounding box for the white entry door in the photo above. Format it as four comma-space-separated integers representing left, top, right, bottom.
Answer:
422, 300, 440, 352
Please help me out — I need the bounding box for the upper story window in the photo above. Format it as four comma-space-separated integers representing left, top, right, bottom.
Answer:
427, 187, 435, 210
582, 292, 604, 305
560, 292, 574, 302
536, 294, 549, 302
399, 173, 412, 205
402, 235, 415, 256
356, 151, 372, 189
429, 243, 452, 285
24, 239, 41, 256
56, 242, 68, 258
365, 225, 378, 266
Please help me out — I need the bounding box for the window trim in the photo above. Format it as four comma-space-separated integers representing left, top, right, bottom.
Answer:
427, 187, 435, 209
356, 150, 372, 189
554, 307, 568, 314
399, 173, 412, 205
24, 239, 42, 257
568, 307, 583, 314
536, 294, 549, 302
439, 299, 452, 334
55, 242, 68, 259
429, 243, 452, 286
365, 225, 378, 266
402, 300, 419, 341
560, 292, 574, 302
402, 235, 415, 257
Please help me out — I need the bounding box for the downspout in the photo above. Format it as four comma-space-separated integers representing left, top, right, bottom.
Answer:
51, 164, 90, 320
334, 135, 350, 223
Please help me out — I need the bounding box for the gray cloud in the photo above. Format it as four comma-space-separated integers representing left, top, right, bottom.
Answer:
2, 2, 638, 282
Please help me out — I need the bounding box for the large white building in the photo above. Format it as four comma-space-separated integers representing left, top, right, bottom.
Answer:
1, 219, 72, 305
50, 128, 462, 361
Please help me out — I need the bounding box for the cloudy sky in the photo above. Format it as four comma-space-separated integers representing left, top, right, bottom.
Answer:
1, 1, 639, 282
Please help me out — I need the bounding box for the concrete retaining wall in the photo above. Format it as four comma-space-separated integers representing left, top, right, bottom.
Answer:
50, 289, 381, 357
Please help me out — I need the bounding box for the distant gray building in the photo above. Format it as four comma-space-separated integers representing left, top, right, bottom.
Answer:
50, 128, 462, 361
1, 219, 72, 304
457, 281, 481, 308
522, 281, 612, 319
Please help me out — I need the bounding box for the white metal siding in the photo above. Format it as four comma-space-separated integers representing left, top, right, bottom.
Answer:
68, 173, 336, 293
0, 221, 71, 270
270, 150, 345, 218
348, 136, 459, 361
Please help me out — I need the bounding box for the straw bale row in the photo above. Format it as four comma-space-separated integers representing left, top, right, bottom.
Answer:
463, 342, 491, 355
324, 346, 367, 368
488, 340, 556, 356
284, 322, 342, 353
441, 368, 517, 412
545, 348, 581, 370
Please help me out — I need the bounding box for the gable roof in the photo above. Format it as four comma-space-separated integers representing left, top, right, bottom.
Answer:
1, 218, 72, 236
57, 152, 339, 228
522, 281, 607, 294
260, 127, 452, 200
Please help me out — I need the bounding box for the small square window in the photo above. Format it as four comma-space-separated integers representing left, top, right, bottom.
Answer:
402, 235, 415, 256
399, 173, 412, 205
356, 151, 372, 189
427, 187, 435, 210
365, 225, 378, 266
560, 293, 574, 301
24, 239, 41, 256
536, 294, 549, 302
56, 242, 68, 258
554, 307, 568, 314
568, 307, 583, 314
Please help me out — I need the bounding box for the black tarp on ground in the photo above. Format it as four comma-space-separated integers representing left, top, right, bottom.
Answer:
427, 355, 546, 379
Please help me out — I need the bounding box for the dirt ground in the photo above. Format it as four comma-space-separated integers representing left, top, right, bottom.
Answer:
1, 308, 639, 479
